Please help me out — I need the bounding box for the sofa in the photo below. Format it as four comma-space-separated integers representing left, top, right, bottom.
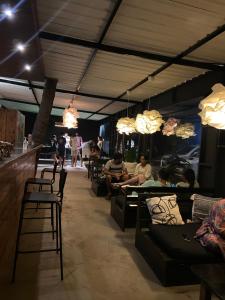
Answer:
111, 186, 215, 231
135, 191, 222, 286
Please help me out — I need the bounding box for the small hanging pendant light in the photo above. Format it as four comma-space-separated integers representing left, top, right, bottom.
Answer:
135, 110, 164, 134
175, 123, 196, 139
199, 83, 225, 129
162, 118, 179, 136
63, 100, 79, 129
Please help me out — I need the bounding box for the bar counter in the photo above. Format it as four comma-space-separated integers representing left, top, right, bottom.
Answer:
0, 146, 41, 282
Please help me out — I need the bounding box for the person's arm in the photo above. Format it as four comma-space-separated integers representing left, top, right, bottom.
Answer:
133, 164, 139, 176
104, 161, 114, 176
122, 162, 128, 175
144, 164, 152, 179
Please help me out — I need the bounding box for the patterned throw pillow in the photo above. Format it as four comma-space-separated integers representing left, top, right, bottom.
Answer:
191, 194, 222, 223
146, 194, 184, 225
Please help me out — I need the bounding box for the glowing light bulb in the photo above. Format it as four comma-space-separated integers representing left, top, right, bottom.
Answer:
16, 43, 25, 52
3, 8, 13, 18
24, 64, 31, 71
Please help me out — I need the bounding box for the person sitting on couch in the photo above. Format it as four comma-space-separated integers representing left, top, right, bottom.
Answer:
104, 152, 128, 199
114, 154, 152, 187
176, 168, 199, 188
141, 167, 171, 187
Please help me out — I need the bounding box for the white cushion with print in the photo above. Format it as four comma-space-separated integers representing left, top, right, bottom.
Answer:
146, 194, 184, 225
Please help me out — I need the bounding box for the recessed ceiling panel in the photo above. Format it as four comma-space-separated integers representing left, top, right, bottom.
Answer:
88, 114, 108, 121
104, 0, 225, 56
122, 65, 205, 101
80, 50, 163, 98
0, 82, 34, 103
100, 101, 134, 114
37, 0, 114, 42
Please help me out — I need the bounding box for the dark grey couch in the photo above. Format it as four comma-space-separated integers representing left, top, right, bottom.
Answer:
135, 192, 222, 286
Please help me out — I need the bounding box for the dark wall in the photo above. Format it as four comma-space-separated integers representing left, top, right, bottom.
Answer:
22, 111, 100, 144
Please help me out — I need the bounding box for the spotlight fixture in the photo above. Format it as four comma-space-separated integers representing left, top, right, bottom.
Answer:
16, 43, 25, 52
3, 7, 13, 18
24, 64, 31, 71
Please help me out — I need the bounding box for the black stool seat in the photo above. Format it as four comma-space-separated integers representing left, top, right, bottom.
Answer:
42, 167, 60, 174
24, 192, 59, 203
26, 178, 52, 185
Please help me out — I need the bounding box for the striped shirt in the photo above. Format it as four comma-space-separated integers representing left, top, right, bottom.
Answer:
105, 159, 126, 174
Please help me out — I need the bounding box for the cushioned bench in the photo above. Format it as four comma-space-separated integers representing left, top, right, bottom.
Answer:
111, 186, 215, 231
135, 192, 222, 286
149, 223, 220, 261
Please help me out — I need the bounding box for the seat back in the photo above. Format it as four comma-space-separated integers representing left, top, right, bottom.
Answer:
58, 169, 68, 202
51, 161, 58, 183
136, 192, 175, 231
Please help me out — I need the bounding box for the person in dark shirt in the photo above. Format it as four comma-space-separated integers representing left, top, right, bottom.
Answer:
57, 133, 66, 168
50, 134, 58, 163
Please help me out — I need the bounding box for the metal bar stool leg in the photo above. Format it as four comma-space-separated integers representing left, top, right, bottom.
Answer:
56, 203, 59, 253
51, 203, 54, 240
58, 203, 63, 280
12, 202, 25, 283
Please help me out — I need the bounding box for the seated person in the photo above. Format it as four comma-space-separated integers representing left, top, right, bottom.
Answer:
141, 167, 171, 187
195, 199, 225, 259
114, 154, 151, 187
90, 145, 101, 160
176, 168, 199, 188
104, 153, 128, 199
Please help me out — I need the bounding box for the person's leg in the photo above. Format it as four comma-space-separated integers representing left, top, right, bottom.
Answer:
138, 174, 145, 185
79, 150, 83, 167
74, 150, 78, 167
117, 175, 139, 186
105, 175, 113, 199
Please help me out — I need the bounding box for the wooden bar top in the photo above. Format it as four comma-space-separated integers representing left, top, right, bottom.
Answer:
0, 145, 41, 282
0, 145, 42, 169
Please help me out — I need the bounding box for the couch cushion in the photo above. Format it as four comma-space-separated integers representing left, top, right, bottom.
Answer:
124, 162, 137, 174
191, 194, 222, 223
146, 194, 184, 225
148, 223, 220, 261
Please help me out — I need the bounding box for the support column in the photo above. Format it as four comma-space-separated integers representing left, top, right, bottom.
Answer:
32, 78, 58, 146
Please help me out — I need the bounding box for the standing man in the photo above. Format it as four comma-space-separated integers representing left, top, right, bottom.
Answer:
64, 132, 71, 161
74, 132, 83, 167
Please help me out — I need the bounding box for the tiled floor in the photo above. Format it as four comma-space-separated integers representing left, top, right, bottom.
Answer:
1, 166, 200, 300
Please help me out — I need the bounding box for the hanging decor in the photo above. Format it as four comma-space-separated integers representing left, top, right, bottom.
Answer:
116, 117, 136, 135
63, 101, 79, 128
162, 118, 179, 136
175, 123, 196, 139
199, 83, 225, 129
135, 110, 164, 134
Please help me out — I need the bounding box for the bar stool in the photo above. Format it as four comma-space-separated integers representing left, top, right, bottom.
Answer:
26, 161, 58, 193
11, 169, 67, 282
41, 161, 61, 180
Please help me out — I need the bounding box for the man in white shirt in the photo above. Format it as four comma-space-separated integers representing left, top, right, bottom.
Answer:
64, 132, 71, 161
104, 152, 128, 199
